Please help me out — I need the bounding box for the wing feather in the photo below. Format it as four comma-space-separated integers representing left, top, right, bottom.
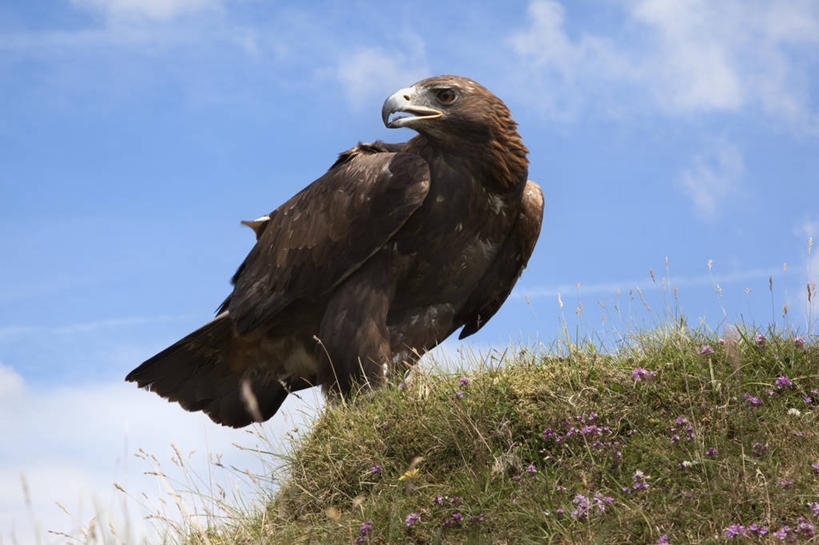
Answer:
227, 149, 430, 335
458, 180, 544, 339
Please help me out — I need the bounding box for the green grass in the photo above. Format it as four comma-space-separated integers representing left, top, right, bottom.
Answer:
176, 326, 817, 544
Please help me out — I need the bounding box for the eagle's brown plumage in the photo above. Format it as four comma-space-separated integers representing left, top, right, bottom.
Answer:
126, 75, 544, 427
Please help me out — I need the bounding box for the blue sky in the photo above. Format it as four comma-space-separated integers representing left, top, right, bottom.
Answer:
1, 0, 818, 542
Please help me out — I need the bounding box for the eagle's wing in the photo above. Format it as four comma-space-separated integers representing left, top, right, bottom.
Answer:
226, 147, 430, 335
457, 180, 544, 339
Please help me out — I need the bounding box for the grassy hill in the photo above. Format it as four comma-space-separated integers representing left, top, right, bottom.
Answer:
177, 326, 817, 544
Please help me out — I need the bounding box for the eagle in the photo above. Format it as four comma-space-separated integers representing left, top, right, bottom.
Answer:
126, 75, 544, 427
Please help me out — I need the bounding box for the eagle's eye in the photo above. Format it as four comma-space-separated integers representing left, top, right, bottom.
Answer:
436, 89, 456, 105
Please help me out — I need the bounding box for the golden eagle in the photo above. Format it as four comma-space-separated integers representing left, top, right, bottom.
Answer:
126, 75, 544, 427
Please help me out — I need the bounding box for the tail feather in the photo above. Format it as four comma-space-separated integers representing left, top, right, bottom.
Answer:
126, 313, 310, 428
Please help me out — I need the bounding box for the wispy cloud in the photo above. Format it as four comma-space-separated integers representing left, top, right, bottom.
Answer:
71, 0, 223, 22
335, 45, 429, 109
508, 0, 819, 131
514, 265, 787, 300
0, 365, 324, 545
0, 315, 190, 342
678, 142, 745, 219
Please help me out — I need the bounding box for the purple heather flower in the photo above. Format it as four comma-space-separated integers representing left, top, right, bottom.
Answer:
749, 523, 769, 535
807, 501, 819, 517
442, 518, 452, 527
671, 434, 680, 444
459, 376, 470, 387
451, 513, 463, 522
699, 345, 715, 355
654, 535, 670, 545
705, 447, 717, 456
755, 333, 767, 345
526, 464, 537, 474
772, 525, 791, 539
449, 496, 460, 504
542, 427, 556, 439
433, 495, 443, 505
796, 517, 815, 537
752, 442, 769, 457
404, 513, 420, 526
724, 524, 747, 538
371, 464, 382, 474
743, 392, 762, 406
718, 337, 726, 345
633, 367, 656, 381
805, 396, 813, 404
765, 388, 777, 396
359, 521, 373, 536
780, 479, 793, 487
354, 538, 365, 543
455, 390, 465, 399
811, 463, 819, 473
556, 485, 567, 492
555, 508, 564, 514
775, 376, 793, 389
795, 336, 806, 348
467, 514, 485, 523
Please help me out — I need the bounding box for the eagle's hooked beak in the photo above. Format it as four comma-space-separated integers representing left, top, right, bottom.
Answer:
382, 86, 443, 129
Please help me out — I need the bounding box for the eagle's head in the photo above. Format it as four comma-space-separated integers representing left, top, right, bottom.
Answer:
382, 75, 528, 188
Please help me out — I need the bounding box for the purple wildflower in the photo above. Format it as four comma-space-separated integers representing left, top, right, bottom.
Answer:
743, 392, 762, 407
432, 495, 443, 505
467, 514, 485, 523
451, 513, 463, 522
542, 427, 556, 439
358, 521, 373, 537
705, 447, 717, 456
807, 501, 819, 517
371, 464, 382, 474
724, 524, 747, 538
796, 517, 815, 537
779, 479, 793, 487
555, 507, 564, 514
633, 367, 656, 381
811, 463, 819, 473
772, 525, 791, 540
404, 513, 420, 526
699, 345, 715, 355
526, 464, 537, 474
442, 518, 452, 527
654, 535, 670, 545
449, 496, 460, 505
752, 442, 769, 457
755, 333, 767, 346
765, 388, 777, 396
455, 390, 465, 399
775, 376, 793, 389
749, 523, 769, 535
805, 396, 813, 404
795, 336, 806, 348
458, 376, 470, 387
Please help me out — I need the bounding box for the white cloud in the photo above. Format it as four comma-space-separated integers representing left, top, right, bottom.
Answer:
794, 218, 819, 240
514, 264, 783, 300
336, 47, 429, 109
0, 370, 324, 545
72, 0, 223, 22
0, 363, 24, 399
678, 143, 744, 219
509, 0, 819, 130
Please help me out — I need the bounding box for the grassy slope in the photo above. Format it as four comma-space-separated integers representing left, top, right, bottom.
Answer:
192, 328, 818, 544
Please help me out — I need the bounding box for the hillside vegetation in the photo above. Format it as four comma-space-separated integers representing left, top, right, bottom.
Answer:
180, 327, 817, 544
